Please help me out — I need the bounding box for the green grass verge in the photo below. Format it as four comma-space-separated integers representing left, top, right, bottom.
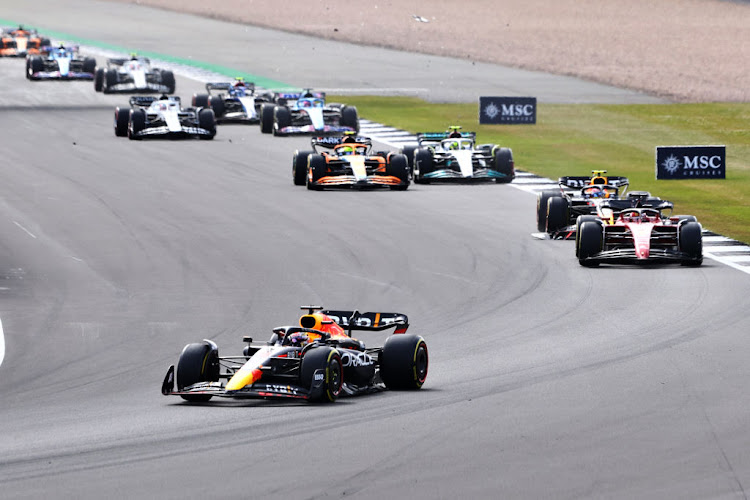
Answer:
333, 96, 750, 244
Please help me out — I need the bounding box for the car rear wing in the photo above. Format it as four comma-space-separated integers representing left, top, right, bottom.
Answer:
321, 310, 409, 334
129, 95, 181, 108
311, 135, 372, 150
417, 131, 476, 144
558, 175, 629, 190
274, 89, 326, 105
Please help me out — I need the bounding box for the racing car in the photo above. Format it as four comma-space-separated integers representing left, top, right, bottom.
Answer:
293, 134, 410, 190
113, 95, 216, 140
95, 54, 175, 94
191, 78, 273, 124
537, 170, 633, 237
260, 89, 359, 136
405, 127, 514, 183
26, 44, 96, 81
161, 306, 429, 403
0, 25, 50, 57
577, 205, 703, 267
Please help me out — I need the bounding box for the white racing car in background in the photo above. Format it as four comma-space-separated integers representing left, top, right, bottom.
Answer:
95, 54, 175, 94
113, 95, 216, 140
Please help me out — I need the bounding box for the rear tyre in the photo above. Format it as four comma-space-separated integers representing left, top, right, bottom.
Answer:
192, 93, 209, 108
493, 147, 514, 183
546, 196, 570, 233
341, 105, 359, 132
300, 347, 343, 403
94, 67, 104, 91
679, 221, 703, 266
536, 191, 560, 232
386, 154, 410, 190
400, 145, 417, 177
176, 342, 220, 402
260, 104, 275, 134
380, 335, 428, 390
198, 108, 216, 140
161, 70, 176, 93
293, 150, 312, 186
414, 148, 434, 184
306, 154, 327, 190
114, 107, 130, 137
273, 106, 291, 136
577, 221, 603, 267
128, 109, 146, 140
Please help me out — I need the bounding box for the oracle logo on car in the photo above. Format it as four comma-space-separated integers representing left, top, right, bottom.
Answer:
479, 97, 537, 124
656, 145, 726, 179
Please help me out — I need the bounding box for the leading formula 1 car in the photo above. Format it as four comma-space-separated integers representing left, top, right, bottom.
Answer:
95, 55, 175, 94
26, 44, 96, 81
293, 134, 410, 190
161, 306, 429, 403
537, 170, 633, 237
192, 78, 273, 124
260, 89, 359, 136
576, 205, 703, 267
113, 95, 216, 140
404, 127, 515, 183
0, 25, 50, 57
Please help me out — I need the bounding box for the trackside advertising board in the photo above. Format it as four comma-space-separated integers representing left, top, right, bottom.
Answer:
479, 97, 536, 124
655, 145, 726, 179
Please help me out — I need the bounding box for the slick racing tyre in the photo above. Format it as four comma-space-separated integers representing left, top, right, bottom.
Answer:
536, 190, 560, 232
380, 335, 428, 390
577, 221, 603, 267
114, 107, 130, 137
386, 153, 410, 190
492, 147, 514, 183
400, 145, 417, 177
413, 148, 434, 184
198, 108, 216, 139
176, 342, 220, 402
209, 95, 225, 118
273, 106, 291, 136
293, 150, 312, 186
306, 154, 326, 190
27, 56, 43, 80
161, 70, 176, 93
341, 105, 359, 132
300, 347, 343, 403
128, 108, 146, 140
82, 57, 96, 75
104, 68, 118, 93
94, 67, 104, 91
575, 215, 600, 257
192, 93, 209, 108
260, 104, 275, 134
679, 221, 703, 266
546, 196, 570, 233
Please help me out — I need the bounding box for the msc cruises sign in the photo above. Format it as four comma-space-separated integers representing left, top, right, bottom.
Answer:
479, 97, 536, 124
656, 145, 726, 179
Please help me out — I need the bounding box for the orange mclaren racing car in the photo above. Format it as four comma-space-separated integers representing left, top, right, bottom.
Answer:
0, 25, 50, 57
292, 134, 410, 190
161, 306, 428, 403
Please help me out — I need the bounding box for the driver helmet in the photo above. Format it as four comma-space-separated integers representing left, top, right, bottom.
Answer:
301, 100, 311, 107
287, 332, 309, 346
588, 188, 604, 198
339, 146, 354, 155
130, 52, 138, 60
449, 141, 460, 150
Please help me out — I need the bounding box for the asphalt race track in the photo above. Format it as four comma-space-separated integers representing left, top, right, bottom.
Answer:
1, 3, 750, 499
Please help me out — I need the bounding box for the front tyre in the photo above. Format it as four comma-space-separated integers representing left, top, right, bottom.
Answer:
198, 108, 216, 139
300, 347, 343, 403
94, 67, 104, 91
577, 221, 603, 267
114, 107, 130, 137
380, 335, 428, 390
493, 147, 515, 183
386, 153, 410, 190
176, 342, 220, 402
293, 150, 312, 186
306, 154, 326, 190
260, 103, 275, 134
679, 221, 703, 266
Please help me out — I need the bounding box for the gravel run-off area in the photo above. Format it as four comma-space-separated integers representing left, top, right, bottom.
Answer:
117, 0, 749, 103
